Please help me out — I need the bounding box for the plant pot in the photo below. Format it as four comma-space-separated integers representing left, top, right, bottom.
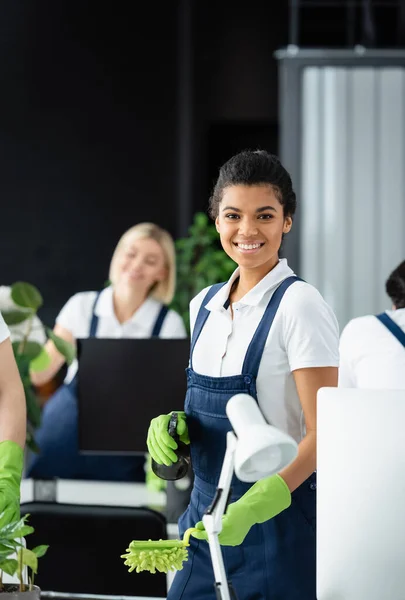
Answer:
0, 584, 40, 600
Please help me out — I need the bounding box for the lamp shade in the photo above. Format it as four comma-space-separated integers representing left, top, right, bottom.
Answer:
226, 394, 298, 482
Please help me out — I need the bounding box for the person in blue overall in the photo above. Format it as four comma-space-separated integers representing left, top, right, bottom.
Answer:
27, 223, 187, 481
147, 151, 339, 599
339, 259, 405, 389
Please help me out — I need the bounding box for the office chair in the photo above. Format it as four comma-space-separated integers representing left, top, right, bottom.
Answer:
20, 502, 167, 597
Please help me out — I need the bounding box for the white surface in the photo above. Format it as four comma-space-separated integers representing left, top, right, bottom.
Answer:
166, 522, 179, 539
301, 66, 405, 329
339, 309, 405, 389
41, 594, 163, 600
317, 387, 405, 599
189, 259, 339, 444
21, 478, 166, 509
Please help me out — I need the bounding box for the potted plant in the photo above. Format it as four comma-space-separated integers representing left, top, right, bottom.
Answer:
0, 512, 48, 599
170, 212, 235, 333
0, 283, 76, 452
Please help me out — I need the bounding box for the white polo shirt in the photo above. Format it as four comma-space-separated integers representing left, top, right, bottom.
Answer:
189, 259, 339, 443
56, 286, 187, 382
0, 312, 10, 344
339, 309, 405, 389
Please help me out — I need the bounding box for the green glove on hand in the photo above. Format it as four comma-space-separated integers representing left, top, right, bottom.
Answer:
0, 440, 24, 526
147, 411, 189, 467
192, 474, 291, 546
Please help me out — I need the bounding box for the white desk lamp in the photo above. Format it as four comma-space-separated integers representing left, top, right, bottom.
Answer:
202, 394, 298, 600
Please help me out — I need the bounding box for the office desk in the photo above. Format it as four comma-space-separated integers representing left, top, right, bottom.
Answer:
41, 593, 163, 600
21, 478, 166, 511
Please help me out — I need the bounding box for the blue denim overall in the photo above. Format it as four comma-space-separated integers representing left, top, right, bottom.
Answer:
27, 293, 169, 482
168, 277, 316, 600
376, 312, 405, 348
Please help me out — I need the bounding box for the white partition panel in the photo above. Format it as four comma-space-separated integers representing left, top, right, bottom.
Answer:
301, 67, 405, 329
317, 388, 405, 600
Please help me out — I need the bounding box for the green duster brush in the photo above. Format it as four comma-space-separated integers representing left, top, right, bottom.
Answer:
121, 527, 198, 574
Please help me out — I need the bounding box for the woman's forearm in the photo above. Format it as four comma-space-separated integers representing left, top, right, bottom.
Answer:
278, 429, 316, 493
279, 366, 337, 492
0, 339, 26, 448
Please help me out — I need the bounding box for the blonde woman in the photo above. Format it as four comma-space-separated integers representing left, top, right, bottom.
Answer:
27, 223, 186, 481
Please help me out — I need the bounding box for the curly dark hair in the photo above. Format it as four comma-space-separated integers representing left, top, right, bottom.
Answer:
208, 150, 297, 220
386, 260, 405, 309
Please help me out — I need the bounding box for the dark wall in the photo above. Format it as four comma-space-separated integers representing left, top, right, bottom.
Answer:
0, 1, 179, 323
0, 0, 289, 323
191, 1, 288, 214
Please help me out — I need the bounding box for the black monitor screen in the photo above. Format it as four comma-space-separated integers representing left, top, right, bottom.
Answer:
76, 338, 190, 454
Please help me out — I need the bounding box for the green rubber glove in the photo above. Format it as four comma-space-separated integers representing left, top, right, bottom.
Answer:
192, 474, 291, 546
147, 411, 189, 467
0, 441, 24, 527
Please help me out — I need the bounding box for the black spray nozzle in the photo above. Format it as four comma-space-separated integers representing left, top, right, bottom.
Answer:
168, 412, 179, 439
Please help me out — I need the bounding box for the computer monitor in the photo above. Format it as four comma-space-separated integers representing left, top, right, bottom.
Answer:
76, 338, 190, 455
317, 387, 405, 600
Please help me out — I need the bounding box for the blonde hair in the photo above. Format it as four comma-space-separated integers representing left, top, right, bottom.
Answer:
109, 223, 176, 304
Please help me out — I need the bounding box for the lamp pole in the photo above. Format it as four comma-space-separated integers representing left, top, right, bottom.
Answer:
202, 432, 239, 600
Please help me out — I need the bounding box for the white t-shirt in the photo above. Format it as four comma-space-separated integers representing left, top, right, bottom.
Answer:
339, 309, 405, 389
56, 286, 187, 382
0, 312, 10, 344
189, 259, 339, 443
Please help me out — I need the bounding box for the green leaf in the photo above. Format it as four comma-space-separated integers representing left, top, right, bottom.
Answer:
14, 355, 30, 380
29, 347, 51, 373
0, 558, 18, 576
11, 283, 43, 311
2, 310, 32, 326
0, 509, 20, 533
0, 541, 16, 556
194, 212, 208, 228
25, 386, 41, 429
18, 548, 38, 574
0, 537, 24, 550
0, 515, 33, 540
4, 525, 34, 540
46, 329, 76, 365
26, 430, 40, 454
12, 341, 42, 361
31, 545, 48, 558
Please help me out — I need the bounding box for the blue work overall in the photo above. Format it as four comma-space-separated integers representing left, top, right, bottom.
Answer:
27, 292, 169, 482
376, 312, 405, 348
168, 277, 316, 600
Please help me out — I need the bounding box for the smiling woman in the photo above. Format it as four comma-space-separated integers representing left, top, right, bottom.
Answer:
214, 185, 292, 299
148, 150, 339, 600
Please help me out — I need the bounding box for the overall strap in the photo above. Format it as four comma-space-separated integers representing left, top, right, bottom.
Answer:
376, 312, 405, 348
242, 276, 302, 377
152, 305, 169, 337
89, 291, 102, 338
190, 282, 227, 369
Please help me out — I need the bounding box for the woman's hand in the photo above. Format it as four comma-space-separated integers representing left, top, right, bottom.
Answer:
192, 474, 291, 546
147, 411, 189, 466
30, 324, 74, 388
